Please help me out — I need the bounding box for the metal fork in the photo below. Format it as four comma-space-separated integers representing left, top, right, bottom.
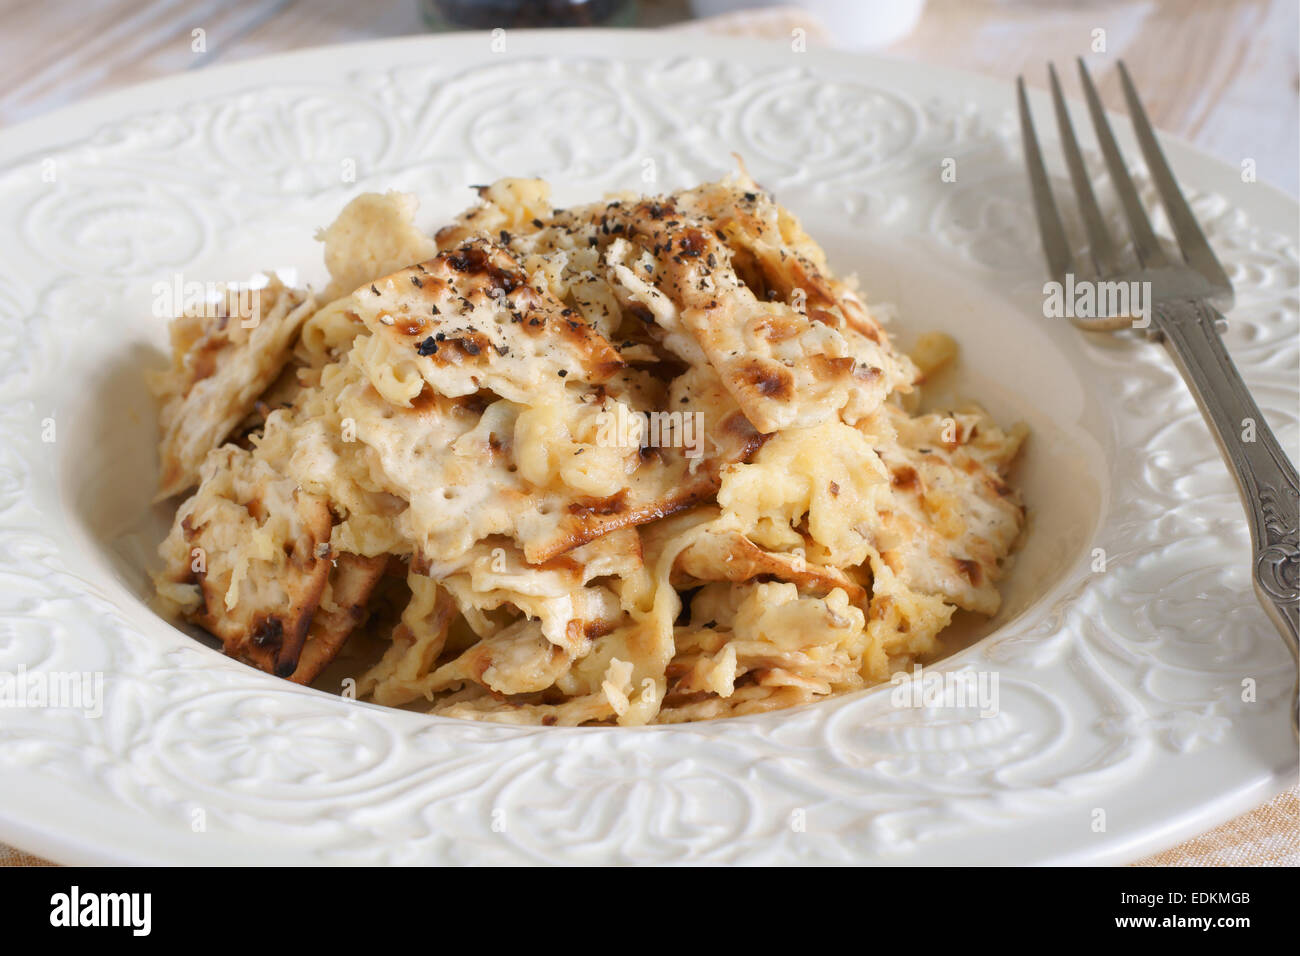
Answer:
1018, 60, 1299, 732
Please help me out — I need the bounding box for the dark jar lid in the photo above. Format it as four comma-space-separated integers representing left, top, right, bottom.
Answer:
421, 0, 638, 30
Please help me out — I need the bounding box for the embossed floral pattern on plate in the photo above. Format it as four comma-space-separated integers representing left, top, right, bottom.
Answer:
0, 32, 1294, 865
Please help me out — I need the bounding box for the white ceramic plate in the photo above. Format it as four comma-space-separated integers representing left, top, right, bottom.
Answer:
0, 31, 1294, 866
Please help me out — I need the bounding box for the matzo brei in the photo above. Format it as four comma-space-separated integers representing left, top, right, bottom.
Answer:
151, 171, 1027, 725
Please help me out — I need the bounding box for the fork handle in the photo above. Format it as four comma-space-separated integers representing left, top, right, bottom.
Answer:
1155, 299, 1299, 664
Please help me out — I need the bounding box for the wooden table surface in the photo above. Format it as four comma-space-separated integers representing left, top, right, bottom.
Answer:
893, 0, 1298, 196
1, 0, 1296, 194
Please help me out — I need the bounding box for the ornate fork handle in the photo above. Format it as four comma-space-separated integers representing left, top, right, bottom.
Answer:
1155, 299, 1300, 659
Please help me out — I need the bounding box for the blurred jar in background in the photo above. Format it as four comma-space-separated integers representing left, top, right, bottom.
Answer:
422, 0, 638, 29
690, 0, 926, 48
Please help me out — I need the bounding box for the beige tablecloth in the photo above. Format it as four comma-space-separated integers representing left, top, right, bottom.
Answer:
1133, 789, 1300, 866
0, 1, 1295, 866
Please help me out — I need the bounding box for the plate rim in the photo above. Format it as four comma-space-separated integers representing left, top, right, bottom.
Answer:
0, 27, 1295, 866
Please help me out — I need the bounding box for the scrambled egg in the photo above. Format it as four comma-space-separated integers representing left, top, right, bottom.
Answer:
151, 173, 1026, 725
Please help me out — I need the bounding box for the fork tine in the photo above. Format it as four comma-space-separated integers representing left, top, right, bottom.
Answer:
1116, 61, 1233, 296
1048, 64, 1120, 276
1017, 76, 1073, 280
1076, 58, 1168, 268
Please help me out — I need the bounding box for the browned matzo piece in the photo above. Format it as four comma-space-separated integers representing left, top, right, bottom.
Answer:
151, 279, 316, 499
456, 178, 918, 432
423, 617, 573, 697
291, 553, 390, 684
157, 445, 333, 679
599, 194, 916, 433
347, 238, 625, 405
859, 404, 1026, 615
672, 525, 868, 605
